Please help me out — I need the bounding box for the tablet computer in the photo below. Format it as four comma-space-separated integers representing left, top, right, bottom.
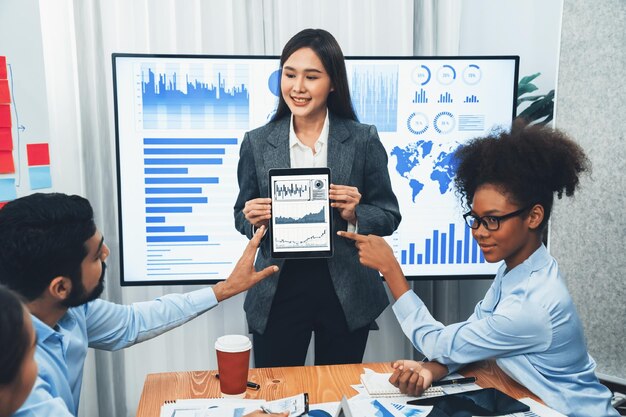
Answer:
407, 387, 529, 416
269, 167, 333, 259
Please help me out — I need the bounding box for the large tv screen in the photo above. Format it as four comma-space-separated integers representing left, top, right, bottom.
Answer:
113, 54, 519, 285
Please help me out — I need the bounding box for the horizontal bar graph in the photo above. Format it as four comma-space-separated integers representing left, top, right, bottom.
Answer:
144, 138, 237, 145
144, 167, 188, 174
458, 115, 485, 132
146, 216, 166, 223
147, 261, 230, 266
146, 226, 185, 233
147, 272, 219, 276
144, 158, 223, 165
145, 187, 202, 194
147, 258, 193, 262
140, 133, 238, 277
145, 197, 208, 204
146, 206, 193, 213
400, 223, 486, 265
147, 243, 218, 247
145, 177, 219, 184
144, 148, 225, 155
147, 235, 209, 243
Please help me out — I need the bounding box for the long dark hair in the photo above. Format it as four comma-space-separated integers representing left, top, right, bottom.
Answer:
453, 120, 591, 231
271, 28, 358, 122
0, 285, 30, 385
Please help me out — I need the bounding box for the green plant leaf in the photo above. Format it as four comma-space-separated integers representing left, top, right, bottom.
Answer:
518, 94, 547, 103
516, 74, 554, 125
517, 91, 554, 124
517, 83, 539, 98
519, 72, 541, 85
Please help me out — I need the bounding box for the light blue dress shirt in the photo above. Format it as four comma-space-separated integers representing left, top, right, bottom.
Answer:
15, 287, 218, 416
393, 244, 618, 417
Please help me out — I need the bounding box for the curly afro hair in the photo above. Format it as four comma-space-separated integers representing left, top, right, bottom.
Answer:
453, 120, 590, 231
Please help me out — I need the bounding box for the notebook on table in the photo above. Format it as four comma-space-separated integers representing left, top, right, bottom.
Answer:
360, 370, 444, 398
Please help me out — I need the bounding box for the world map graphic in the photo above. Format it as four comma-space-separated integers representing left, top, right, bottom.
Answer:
390, 140, 460, 202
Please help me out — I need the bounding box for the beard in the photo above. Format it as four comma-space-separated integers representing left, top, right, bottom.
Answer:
62, 261, 107, 308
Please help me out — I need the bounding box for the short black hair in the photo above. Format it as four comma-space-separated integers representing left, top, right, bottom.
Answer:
0, 193, 96, 300
453, 121, 591, 231
0, 285, 30, 385
271, 28, 358, 122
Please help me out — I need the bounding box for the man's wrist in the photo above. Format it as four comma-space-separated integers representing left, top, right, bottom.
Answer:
212, 280, 231, 302
422, 361, 449, 381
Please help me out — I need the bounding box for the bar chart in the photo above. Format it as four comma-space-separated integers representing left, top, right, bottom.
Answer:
399, 223, 486, 266
274, 180, 311, 201
141, 136, 239, 278
437, 92, 453, 103
412, 89, 428, 104
141, 64, 249, 130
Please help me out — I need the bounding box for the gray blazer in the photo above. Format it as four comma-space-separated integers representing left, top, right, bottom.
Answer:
234, 114, 401, 334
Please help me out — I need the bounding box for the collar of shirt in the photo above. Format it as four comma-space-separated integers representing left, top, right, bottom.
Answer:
288, 111, 329, 167
31, 309, 78, 344
497, 244, 552, 295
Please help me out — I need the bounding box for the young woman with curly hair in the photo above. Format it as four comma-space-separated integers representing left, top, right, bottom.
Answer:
340, 122, 618, 417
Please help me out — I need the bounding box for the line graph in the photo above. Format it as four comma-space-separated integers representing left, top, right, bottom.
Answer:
273, 227, 328, 249
274, 204, 326, 225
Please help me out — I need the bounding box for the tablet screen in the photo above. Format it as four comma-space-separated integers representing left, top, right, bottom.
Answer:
269, 168, 333, 258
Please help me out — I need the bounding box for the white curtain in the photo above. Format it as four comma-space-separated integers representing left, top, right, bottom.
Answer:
36, 1, 463, 415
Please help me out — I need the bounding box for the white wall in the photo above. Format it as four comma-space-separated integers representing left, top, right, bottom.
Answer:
459, 0, 563, 95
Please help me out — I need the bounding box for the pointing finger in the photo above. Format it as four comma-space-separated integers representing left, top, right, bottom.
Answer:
337, 231, 367, 242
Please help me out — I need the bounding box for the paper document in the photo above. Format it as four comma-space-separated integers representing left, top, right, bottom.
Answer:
360, 368, 481, 399
160, 393, 308, 417
347, 398, 432, 417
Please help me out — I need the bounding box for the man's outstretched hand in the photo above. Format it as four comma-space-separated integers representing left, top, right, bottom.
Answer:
214, 226, 278, 302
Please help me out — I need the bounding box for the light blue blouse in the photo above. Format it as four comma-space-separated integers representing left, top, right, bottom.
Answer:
393, 244, 618, 417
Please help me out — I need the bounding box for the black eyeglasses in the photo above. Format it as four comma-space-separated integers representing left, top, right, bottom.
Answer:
463, 205, 533, 231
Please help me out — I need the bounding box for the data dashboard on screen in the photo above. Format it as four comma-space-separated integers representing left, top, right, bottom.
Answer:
113, 54, 519, 285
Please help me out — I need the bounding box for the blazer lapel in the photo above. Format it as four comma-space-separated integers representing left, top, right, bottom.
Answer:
327, 116, 354, 186
264, 117, 291, 170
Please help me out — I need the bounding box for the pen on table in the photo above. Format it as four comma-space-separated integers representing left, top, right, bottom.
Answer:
214, 374, 260, 390
431, 376, 477, 387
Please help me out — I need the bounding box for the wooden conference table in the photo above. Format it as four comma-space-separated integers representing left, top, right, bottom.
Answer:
136, 360, 540, 417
